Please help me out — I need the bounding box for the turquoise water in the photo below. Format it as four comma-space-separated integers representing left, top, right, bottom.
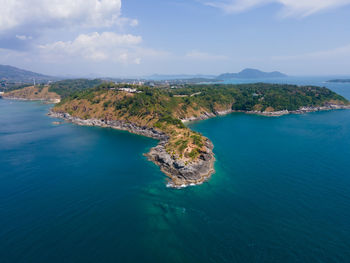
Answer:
1, 79, 350, 262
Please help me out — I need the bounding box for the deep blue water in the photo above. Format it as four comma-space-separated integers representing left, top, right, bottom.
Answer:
1, 78, 350, 262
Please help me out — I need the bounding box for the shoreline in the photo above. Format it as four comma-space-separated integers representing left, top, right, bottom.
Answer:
48, 111, 216, 188
1, 96, 60, 104
245, 104, 350, 117
5, 97, 349, 188
181, 104, 350, 122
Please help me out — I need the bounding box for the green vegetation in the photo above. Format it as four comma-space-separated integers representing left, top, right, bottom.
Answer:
191, 134, 204, 147
0, 83, 32, 92
53, 82, 349, 163
55, 82, 349, 123
103, 100, 112, 108
176, 139, 188, 154
168, 83, 348, 111
49, 79, 104, 99
188, 148, 200, 160
158, 115, 185, 128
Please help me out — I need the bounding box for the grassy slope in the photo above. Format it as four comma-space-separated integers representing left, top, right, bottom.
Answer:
2, 85, 60, 101
170, 83, 349, 113
53, 86, 206, 163
49, 79, 104, 99
52, 83, 349, 163
2, 79, 104, 101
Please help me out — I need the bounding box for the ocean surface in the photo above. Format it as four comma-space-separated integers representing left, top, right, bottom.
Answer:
1, 77, 350, 262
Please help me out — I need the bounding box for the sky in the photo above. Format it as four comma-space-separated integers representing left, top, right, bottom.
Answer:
0, 0, 350, 77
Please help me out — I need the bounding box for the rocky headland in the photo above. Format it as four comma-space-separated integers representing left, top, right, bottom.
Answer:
51, 103, 349, 187
49, 111, 215, 188
4, 82, 350, 188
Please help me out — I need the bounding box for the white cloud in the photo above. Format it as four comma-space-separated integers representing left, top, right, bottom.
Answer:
204, 0, 350, 17
0, 0, 171, 76
185, 50, 228, 60
38, 31, 170, 65
205, 0, 270, 13
0, 0, 126, 31
39, 32, 142, 63
116, 17, 139, 28
15, 35, 32, 41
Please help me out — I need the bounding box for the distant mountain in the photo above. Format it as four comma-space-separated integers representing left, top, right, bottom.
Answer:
147, 74, 216, 80
217, 68, 287, 80
0, 65, 59, 83
327, 79, 350, 83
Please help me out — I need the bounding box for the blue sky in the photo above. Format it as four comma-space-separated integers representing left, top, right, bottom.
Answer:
1, 0, 350, 77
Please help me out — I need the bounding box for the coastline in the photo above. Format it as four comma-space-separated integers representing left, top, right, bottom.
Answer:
48, 111, 216, 188
1, 96, 60, 104
1, 85, 61, 104
245, 104, 350, 117
181, 104, 350, 122
5, 96, 349, 188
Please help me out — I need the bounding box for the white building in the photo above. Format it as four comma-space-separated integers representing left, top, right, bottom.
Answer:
117, 87, 141, 94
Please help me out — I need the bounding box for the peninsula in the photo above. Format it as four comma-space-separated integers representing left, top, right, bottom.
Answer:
2, 82, 350, 187
50, 83, 349, 187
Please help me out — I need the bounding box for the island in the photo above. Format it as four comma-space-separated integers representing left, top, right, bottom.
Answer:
217, 68, 287, 80
327, 79, 350, 83
2, 82, 350, 187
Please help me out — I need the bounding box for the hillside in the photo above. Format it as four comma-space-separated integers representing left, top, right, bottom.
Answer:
48, 79, 104, 99
50, 83, 349, 186
217, 68, 287, 80
1, 79, 104, 101
2, 85, 60, 102
0, 65, 58, 83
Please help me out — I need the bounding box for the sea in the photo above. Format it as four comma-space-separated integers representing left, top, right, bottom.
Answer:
0, 77, 350, 262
